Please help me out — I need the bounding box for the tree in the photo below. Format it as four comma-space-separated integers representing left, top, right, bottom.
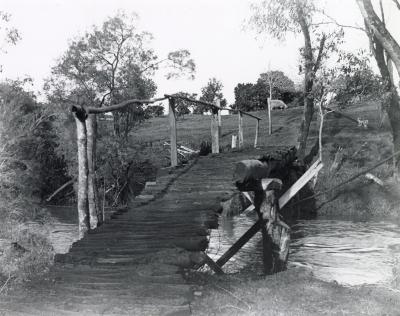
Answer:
258, 70, 296, 102
234, 71, 296, 111
356, 0, 400, 176
0, 11, 20, 71
234, 83, 259, 111
195, 78, 227, 114
249, 0, 342, 161
145, 104, 164, 117
333, 50, 383, 106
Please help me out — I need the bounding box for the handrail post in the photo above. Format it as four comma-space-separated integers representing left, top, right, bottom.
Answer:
217, 99, 221, 137
211, 102, 220, 154
169, 98, 178, 167
238, 111, 243, 149
268, 98, 272, 135
254, 119, 260, 148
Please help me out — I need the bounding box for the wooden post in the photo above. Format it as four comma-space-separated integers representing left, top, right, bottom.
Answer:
211, 108, 220, 154
231, 135, 237, 149
169, 98, 178, 167
72, 107, 90, 238
254, 119, 260, 148
86, 114, 99, 229
217, 99, 221, 137
268, 98, 272, 135
238, 111, 244, 149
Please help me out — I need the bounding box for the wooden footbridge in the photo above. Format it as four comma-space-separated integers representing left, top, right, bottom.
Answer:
0, 147, 300, 316
0, 95, 321, 315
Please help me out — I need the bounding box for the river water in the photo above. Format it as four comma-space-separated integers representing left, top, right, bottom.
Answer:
41, 206, 400, 288
207, 213, 400, 287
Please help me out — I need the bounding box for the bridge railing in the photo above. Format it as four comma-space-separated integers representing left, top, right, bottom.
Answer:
236, 110, 262, 149
165, 94, 222, 167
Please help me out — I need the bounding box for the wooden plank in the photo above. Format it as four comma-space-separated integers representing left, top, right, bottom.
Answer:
238, 111, 244, 149
254, 119, 259, 148
169, 98, 178, 167
278, 159, 323, 209
216, 220, 263, 267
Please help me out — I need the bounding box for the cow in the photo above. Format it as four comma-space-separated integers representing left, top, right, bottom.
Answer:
269, 99, 288, 110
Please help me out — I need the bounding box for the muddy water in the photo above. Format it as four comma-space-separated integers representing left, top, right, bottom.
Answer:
207, 214, 400, 287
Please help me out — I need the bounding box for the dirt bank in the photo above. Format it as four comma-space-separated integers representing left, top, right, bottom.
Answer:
189, 267, 400, 315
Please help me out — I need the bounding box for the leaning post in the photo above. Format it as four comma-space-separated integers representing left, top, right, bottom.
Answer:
211, 104, 220, 154
169, 98, 178, 167
71, 106, 90, 238
238, 111, 244, 149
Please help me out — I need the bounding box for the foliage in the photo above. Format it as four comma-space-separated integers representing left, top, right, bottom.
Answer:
0, 11, 20, 66
0, 79, 67, 282
234, 71, 296, 111
195, 78, 227, 114
173, 91, 197, 118
145, 104, 164, 117
333, 50, 383, 106
45, 10, 195, 137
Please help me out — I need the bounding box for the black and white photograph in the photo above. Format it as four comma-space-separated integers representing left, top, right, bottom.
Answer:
0, 0, 400, 315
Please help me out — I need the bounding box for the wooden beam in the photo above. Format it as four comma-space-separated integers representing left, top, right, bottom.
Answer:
216, 220, 264, 267
234, 159, 270, 185
278, 159, 323, 209
239, 110, 262, 121
165, 94, 222, 110
86, 97, 167, 114
254, 119, 260, 148
211, 108, 220, 154
169, 98, 178, 167
202, 253, 224, 274
238, 111, 244, 148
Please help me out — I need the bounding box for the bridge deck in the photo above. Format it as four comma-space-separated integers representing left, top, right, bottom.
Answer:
0, 149, 274, 316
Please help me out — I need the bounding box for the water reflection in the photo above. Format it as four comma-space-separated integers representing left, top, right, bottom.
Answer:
208, 214, 400, 287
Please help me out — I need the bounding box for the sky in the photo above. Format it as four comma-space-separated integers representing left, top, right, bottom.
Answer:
0, 0, 399, 105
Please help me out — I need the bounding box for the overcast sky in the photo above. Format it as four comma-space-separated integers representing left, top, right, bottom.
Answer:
1, 0, 399, 105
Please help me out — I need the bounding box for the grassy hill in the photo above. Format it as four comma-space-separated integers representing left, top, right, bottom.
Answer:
131, 101, 399, 218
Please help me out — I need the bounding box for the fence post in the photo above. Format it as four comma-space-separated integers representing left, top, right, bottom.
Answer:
211, 106, 220, 154
217, 99, 221, 137
254, 119, 260, 148
232, 135, 237, 149
169, 98, 178, 167
238, 111, 244, 149
268, 98, 272, 135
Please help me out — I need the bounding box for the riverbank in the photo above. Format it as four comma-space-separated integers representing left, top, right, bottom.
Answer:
189, 267, 400, 315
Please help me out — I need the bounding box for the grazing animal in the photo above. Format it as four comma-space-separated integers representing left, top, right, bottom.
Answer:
269, 99, 288, 110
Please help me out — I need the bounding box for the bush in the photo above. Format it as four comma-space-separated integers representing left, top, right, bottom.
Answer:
199, 141, 211, 156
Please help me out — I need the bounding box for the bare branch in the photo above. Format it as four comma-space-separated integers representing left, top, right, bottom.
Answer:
316, 12, 366, 32
86, 96, 167, 114
392, 0, 400, 10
